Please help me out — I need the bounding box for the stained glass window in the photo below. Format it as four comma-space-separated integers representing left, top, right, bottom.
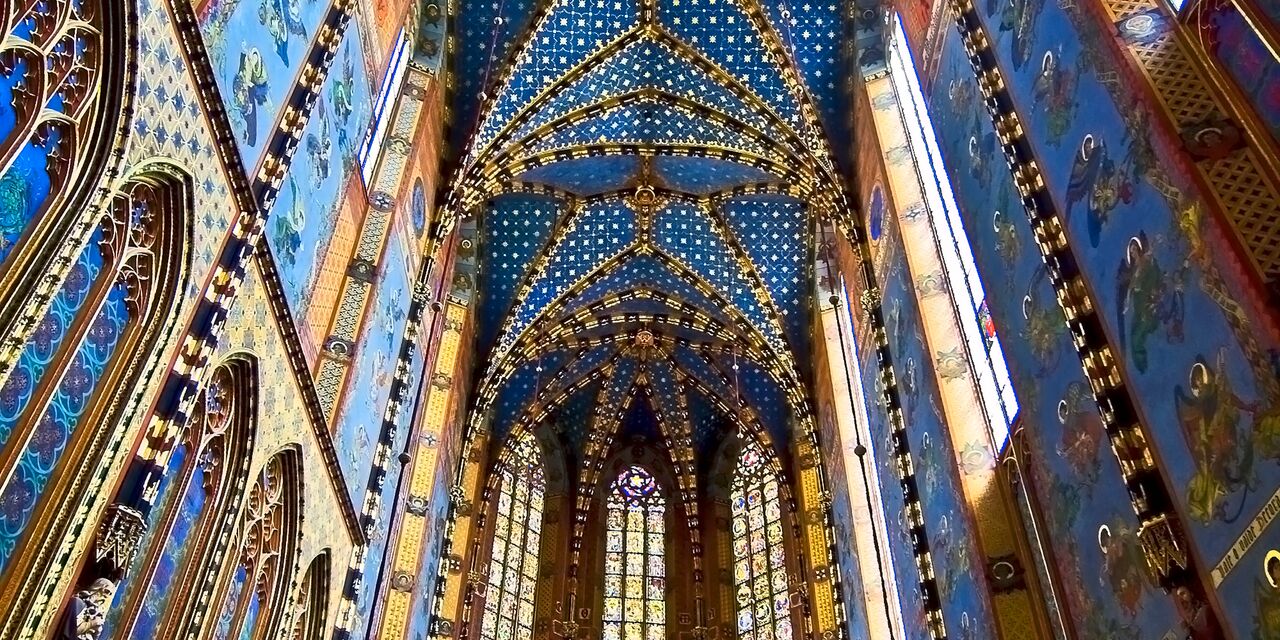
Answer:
0, 0, 104, 266
731, 445, 792, 640
481, 432, 545, 640
603, 465, 665, 640
0, 180, 173, 571
213, 452, 294, 640
101, 365, 243, 638
888, 15, 1018, 447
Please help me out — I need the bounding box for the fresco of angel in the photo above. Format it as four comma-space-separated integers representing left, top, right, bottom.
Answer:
1055, 381, 1105, 489
997, 0, 1046, 70
1019, 272, 1065, 375
258, 0, 306, 66
1176, 349, 1258, 524
1115, 232, 1184, 373
1065, 134, 1133, 247
306, 98, 333, 183
272, 175, 305, 267
232, 47, 271, 147
1097, 521, 1153, 617
1032, 48, 1079, 145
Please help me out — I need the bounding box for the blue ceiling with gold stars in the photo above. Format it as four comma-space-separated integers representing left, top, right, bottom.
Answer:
447, 0, 865, 491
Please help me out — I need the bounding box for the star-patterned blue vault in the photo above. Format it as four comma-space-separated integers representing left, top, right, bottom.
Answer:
446, 0, 859, 497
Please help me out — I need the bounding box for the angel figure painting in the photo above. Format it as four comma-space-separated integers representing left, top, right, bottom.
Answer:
1115, 232, 1184, 373
1031, 48, 1079, 145
1065, 133, 1133, 247
1177, 349, 1259, 524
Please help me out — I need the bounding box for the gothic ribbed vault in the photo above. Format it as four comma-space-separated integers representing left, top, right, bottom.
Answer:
441, 0, 865, 500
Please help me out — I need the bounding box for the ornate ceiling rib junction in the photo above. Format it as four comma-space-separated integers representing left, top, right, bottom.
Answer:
444, 0, 855, 501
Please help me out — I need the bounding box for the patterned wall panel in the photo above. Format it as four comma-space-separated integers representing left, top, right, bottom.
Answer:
213, 257, 361, 632
841, 245, 931, 640
332, 222, 412, 509
812, 343, 872, 640
940, 1, 1280, 633
925, 26, 1180, 637
264, 15, 375, 341
196, 0, 336, 169
877, 213, 998, 638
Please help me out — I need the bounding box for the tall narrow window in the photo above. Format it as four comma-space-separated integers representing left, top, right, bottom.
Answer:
888, 15, 1018, 447
731, 444, 791, 640
0, 175, 186, 575
602, 465, 665, 640
102, 361, 255, 638
211, 451, 299, 639
481, 432, 545, 640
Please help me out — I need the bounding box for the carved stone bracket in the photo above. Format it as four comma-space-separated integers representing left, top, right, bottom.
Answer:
1137, 514, 1189, 584
94, 504, 147, 578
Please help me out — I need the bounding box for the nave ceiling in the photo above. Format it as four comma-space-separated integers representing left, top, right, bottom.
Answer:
438, 0, 880, 495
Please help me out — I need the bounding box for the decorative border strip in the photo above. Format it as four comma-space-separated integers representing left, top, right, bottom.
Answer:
847, 231, 949, 639
945, 0, 1215, 619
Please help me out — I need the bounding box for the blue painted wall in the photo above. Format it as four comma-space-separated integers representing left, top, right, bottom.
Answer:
816, 388, 870, 640
334, 224, 410, 508
921, 25, 1180, 637
264, 16, 374, 322
853, 284, 930, 640
920, 6, 1280, 632
1206, 4, 1280, 143
876, 213, 997, 638
341, 222, 414, 637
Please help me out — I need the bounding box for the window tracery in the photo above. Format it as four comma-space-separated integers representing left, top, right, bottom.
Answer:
101, 360, 254, 638
603, 465, 665, 640
0, 176, 183, 573
0, 0, 107, 264
480, 431, 545, 640
731, 444, 791, 640
212, 451, 297, 640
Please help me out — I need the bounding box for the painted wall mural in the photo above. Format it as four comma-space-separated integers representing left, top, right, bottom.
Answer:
198, 0, 332, 166
923, 25, 1178, 637
924, 6, 1280, 633
849, 271, 930, 640
265, 18, 374, 326
876, 213, 997, 639
813, 347, 871, 640
333, 224, 410, 509
1204, 3, 1280, 144
339, 222, 414, 637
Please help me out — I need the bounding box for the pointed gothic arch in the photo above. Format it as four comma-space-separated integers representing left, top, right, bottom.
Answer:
203, 447, 304, 639
100, 354, 258, 638
0, 0, 136, 350
0, 164, 192, 607
600, 463, 667, 640
289, 550, 332, 640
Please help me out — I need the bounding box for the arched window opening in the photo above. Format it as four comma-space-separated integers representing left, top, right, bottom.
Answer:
0, 0, 124, 270
210, 450, 300, 640
0, 174, 187, 575
290, 552, 331, 640
480, 431, 545, 640
887, 15, 1018, 447
0, 1, 99, 262
101, 359, 255, 638
731, 443, 791, 640
603, 465, 665, 640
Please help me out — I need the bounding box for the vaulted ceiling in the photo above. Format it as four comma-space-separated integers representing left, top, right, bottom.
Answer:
441, 0, 871, 497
